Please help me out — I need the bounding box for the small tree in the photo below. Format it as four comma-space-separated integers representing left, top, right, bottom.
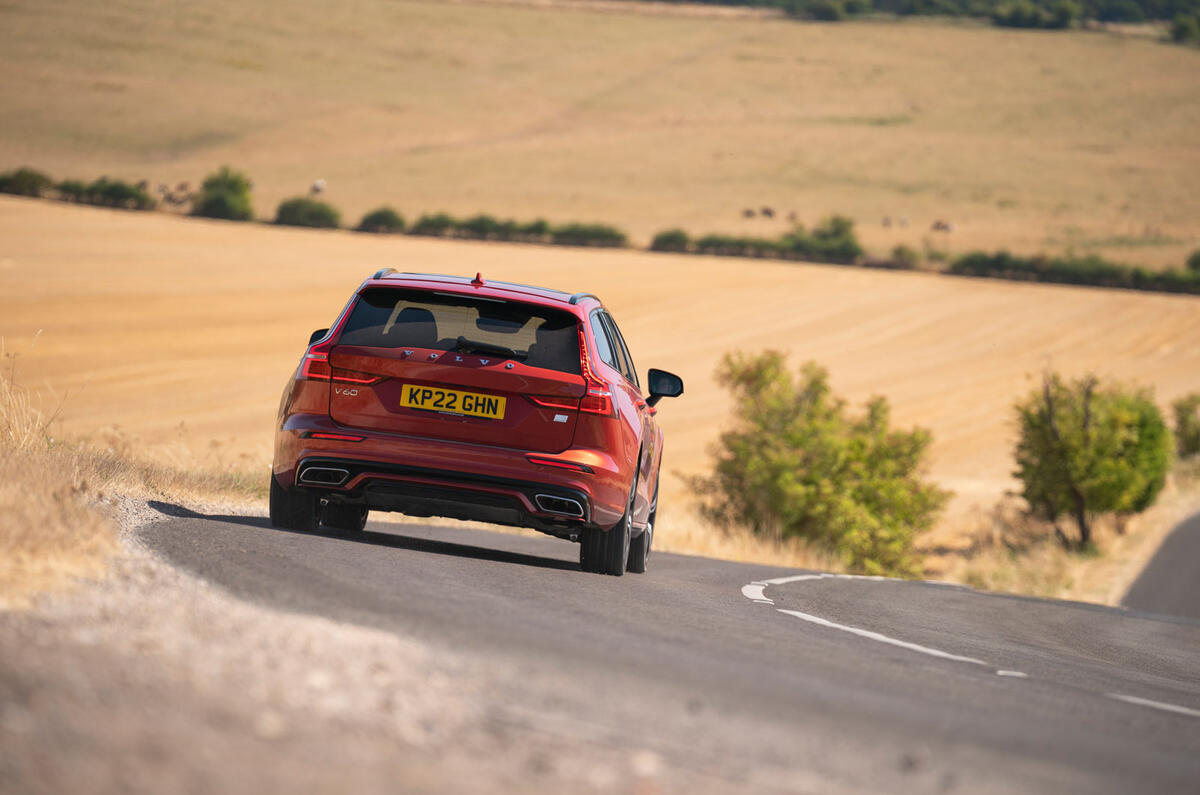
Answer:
275, 197, 340, 229
1173, 393, 1200, 458
193, 166, 254, 221
356, 206, 405, 233
1014, 373, 1172, 549
1187, 249, 1200, 273
696, 351, 949, 577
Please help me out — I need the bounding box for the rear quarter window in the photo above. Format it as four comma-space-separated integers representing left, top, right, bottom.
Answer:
337, 288, 581, 375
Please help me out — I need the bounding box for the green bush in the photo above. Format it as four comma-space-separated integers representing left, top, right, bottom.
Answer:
55, 179, 88, 202
518, 218, 551, 241
275, 197, 340, 229
550, 222, 628, 248
0, 167, 53, 197
409, 212, 458, 237
193, 166, 253, 221
695, 351, 949, 577
459, 214, 503, 239
1014, 373, 1172, 549
1173, 394, 1200, 458
992, 0, 1079, 26
786, 0, 848, 18
356, 206, 406, 233
1172, 14, 1200, 42
650, 228, 691, 253
1188, 250, 1200, 273
83, 177, 156, 210
891, 244, 921, 269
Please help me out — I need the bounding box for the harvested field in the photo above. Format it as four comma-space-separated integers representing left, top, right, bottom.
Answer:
0, 1, 1197, 266
3, 195, 1199, 530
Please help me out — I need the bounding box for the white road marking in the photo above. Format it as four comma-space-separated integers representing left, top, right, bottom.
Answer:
1107, 693, 1200, 719
746, 573, 1024, 676
776, 609, 989, 666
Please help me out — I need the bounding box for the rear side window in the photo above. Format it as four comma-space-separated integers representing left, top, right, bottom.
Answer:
337, 288, 581, 375
601, 311, 639, 388
589, 313, 618, 370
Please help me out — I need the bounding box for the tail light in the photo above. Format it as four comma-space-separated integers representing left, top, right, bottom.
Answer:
529, 395, 580, 411
300, 338, 384, 385
577, 326, 613, 417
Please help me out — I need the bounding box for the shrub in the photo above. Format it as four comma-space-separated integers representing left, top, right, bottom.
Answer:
0, 167, 53, 197
694, 351, 949, 577
518, 218, 551, 241
1172, 14, 1200, 42
356, 206, 406, 234
1173, 394, 1200, 458
55, 179, 88, 202
1014, 372, 1172, 549
550, 222, 628, 248
651, 228, 691, 253
459, 214, 503, 239
891, 244, 920, 269
193, 166, 253, 221
787, 0, 848, 19
409, 212, 458, 237
992, 0, 1079, 27
83, 177, 156, 210
783, 215, 863, 264
1188, 250, 1200, 273
275, 197, 340, 229
1097, 0, 1145, 19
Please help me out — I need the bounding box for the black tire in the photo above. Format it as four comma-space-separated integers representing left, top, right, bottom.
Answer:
627, 472, 658, 575
598, 471, 637, 576
321, 503, 368, 534
269, 473, 319, 532
579, 527, 602, 573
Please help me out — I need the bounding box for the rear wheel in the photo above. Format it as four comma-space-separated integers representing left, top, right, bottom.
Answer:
627, 471, 658, 575
597, 472, 637, 577
321, 503, 368, 534
269, 473, 319, 532
579, 527, 602, 573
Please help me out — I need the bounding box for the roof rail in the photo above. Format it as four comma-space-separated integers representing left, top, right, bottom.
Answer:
568, 292, 598, 305
370, 268, 397, 280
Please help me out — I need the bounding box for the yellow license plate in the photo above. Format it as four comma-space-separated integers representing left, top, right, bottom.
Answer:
399, 384, 506, 420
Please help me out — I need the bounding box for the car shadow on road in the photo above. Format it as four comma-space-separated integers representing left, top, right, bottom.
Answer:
145, 500, 582, 573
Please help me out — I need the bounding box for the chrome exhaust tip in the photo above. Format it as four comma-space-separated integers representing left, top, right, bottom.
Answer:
534, 494, 584, 518
298, 466, 350, 486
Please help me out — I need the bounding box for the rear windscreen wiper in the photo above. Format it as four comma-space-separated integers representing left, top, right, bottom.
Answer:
455, 336, 524, 360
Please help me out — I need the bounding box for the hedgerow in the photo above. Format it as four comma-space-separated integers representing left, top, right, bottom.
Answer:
356, 206, 406, 234
948, 251, 1200, 295
407, 213, 627, 248
651, 215, 863, 265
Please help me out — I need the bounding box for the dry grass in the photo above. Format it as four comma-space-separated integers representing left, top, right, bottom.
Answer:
0, 350, 263, 608
0, 1, 1197, 266
922, 463, 1200, 604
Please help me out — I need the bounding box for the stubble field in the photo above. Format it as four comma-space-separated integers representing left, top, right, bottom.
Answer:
1, 0, 1198, 265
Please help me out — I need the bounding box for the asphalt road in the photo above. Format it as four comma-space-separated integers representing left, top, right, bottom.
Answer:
1123, 511, 1200, 621
140, 511, 1200, 794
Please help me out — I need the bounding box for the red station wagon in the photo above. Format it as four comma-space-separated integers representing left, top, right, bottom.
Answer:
270, 270, 683, 576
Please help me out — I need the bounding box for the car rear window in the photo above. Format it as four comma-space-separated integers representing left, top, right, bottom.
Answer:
337, 288, 581, 375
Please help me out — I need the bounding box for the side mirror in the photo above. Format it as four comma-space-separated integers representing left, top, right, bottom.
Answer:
308, 328, 330, 346
646, 368, 684, 407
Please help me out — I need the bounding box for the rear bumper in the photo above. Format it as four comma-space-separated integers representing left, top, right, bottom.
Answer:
273, 415, 628, 533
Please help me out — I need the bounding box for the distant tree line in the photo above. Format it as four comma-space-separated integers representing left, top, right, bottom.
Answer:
622, 0, 1200, 28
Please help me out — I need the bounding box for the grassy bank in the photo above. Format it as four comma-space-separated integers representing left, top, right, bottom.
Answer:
0, 360, 263, 607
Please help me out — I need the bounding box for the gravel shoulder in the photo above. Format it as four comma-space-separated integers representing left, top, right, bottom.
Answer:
0, 498, 718, 795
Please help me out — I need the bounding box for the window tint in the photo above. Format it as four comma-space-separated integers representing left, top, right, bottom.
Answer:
601, 312, 639, 388
338, 288, 581, 375
589, 312, 618, 370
